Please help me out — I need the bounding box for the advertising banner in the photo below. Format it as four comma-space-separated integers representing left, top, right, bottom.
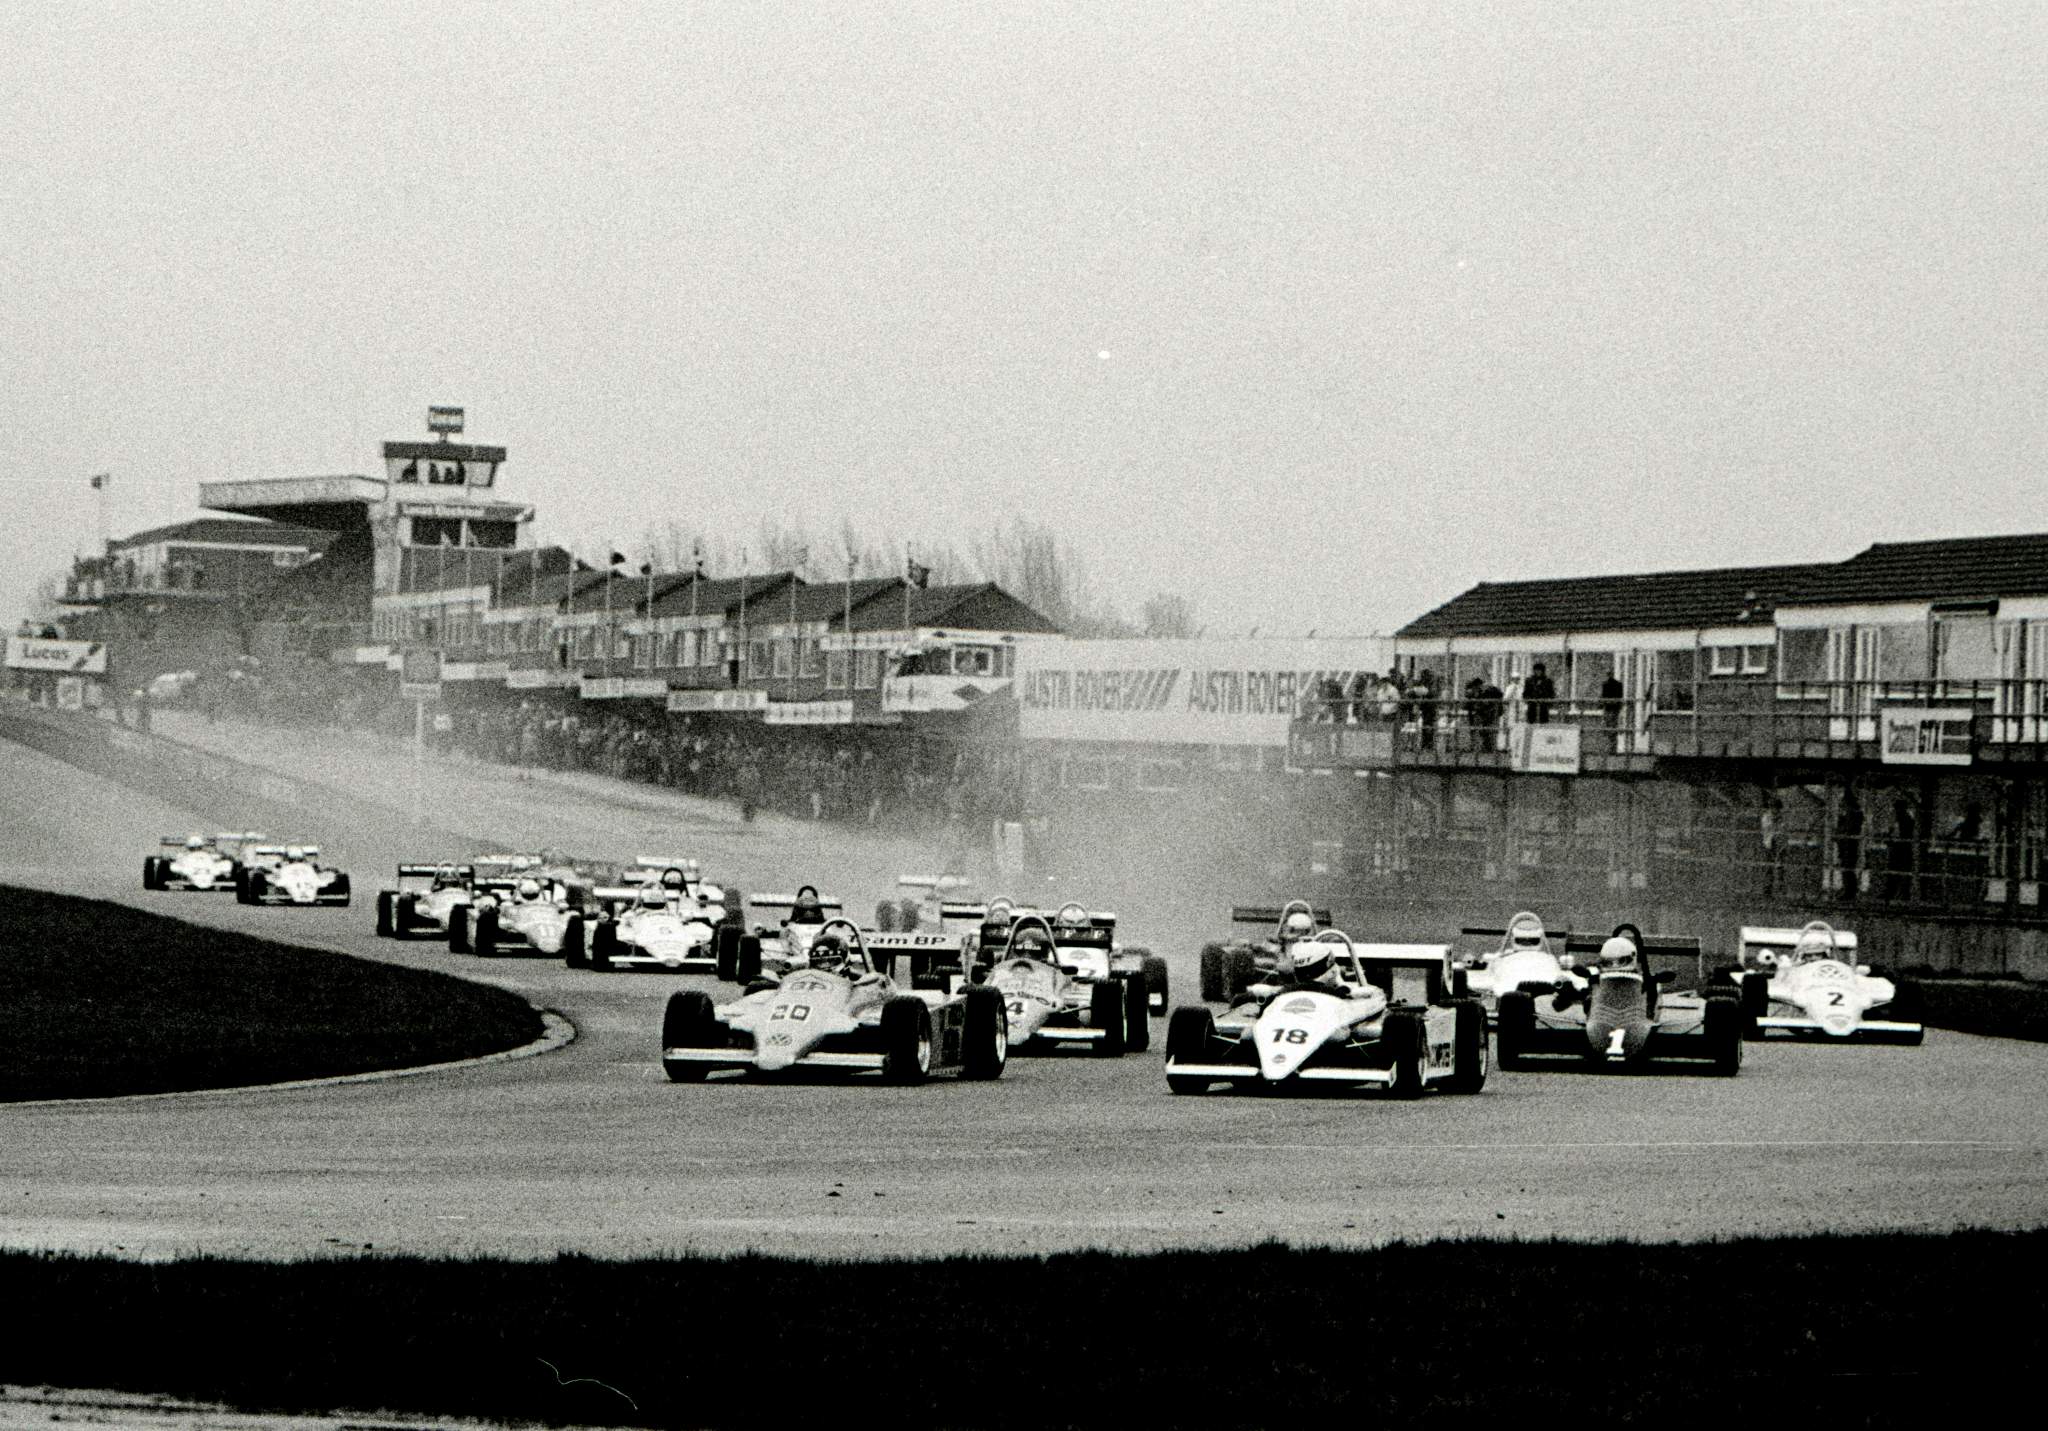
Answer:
383, 440, 506, 490
399, 648, 443, 701
1017, 636, 1392, 747
507, 667, 581, 689
5, 637, 107, 674
666, 688, 769, 714
764, 699, 856, 726
581, 676, 669, 700
1508, 724, 1582, 774
1880, 707, 1974, 766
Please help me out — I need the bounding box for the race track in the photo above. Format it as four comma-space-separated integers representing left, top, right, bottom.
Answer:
4, 711, 2046, 1260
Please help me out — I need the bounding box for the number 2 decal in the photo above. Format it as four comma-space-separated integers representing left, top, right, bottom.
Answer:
1826, 991, 1845, 1007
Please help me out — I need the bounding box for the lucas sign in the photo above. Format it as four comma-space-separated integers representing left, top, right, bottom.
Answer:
6, 637, 107, 674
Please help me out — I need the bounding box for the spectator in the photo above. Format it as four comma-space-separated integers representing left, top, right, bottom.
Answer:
1601, 670, 1624, 729
1413, 669, 1439, 751
1760, 792, 1781, 896
1835, 789, 1863, 901
1523, 662, 1557, 724
1887, 797, 1917, 901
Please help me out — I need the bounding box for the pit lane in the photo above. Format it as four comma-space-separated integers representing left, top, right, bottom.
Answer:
3, 711, 2045, 1260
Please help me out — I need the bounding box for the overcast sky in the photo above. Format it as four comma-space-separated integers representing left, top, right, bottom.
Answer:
4, 0, 2044, 637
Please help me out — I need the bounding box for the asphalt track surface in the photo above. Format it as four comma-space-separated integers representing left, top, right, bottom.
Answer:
3, 707, 2046, 1260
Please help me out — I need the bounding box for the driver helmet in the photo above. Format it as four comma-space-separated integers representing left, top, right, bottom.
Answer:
1011, 925, 1054, 961
1598, 935, 1638, 970
435, 864, 460, 887
184, 835, 207, 851
1510, 921, 1547, 950
285, 846, 307, 862
1288, 941, 1335, 985
515, 877, 544, 903
793, 886, 822, 916
1794, 929, 1836, 964
809, 930, 851, 974
1278, 910, 1316, 948
637, 883, 667, 909
659, 867, 688, 896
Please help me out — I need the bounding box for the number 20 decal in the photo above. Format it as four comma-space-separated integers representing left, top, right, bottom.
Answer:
770, 1003, 812, 1022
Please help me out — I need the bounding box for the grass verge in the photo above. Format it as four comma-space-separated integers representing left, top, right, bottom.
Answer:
1909, 974, 2048, 1043
0, 1232, 2037, 1426
0, 883, 542, 1099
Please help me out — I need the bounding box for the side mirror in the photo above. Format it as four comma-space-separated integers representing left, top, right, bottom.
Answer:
1757, 951, 1777, 967
1856, 964, 1870, 976
1059, 964, 1081, 977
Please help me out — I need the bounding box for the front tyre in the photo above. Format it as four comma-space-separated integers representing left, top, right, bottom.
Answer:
590, 919, 617, 972
1385, 1009, 1427, 1099
1739, 971, 1769, 1040
1090, 979, 1127, 1056
1496, 991, 1534, 1071
1166, 1007, 1217, 1095
962, 985, 1008, 1080
563, 915, 587, 970
736, 935, 763, 983
881, 997, 934, 1085
661, 991, 720, 1082
143, 857, 162, 891
448, 906, 472, 954
1140, 955, 1170, 1015
714, 924, 741, 982
1123, 975, 1151, 1053
1705, 992, 1744, 1075
375, 891, 395, 938
1198, 943, 1226, 1002
473, 907, 500, 958
1448, 997, 1489, 1094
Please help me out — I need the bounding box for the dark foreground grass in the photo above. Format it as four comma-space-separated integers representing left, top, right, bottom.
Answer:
0, 1232, 2036, 1427
0, 884, 542, 1099
1917, 976, 2048, 1043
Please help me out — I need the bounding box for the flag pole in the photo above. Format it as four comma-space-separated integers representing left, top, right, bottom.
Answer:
844, 554, 854, 693
736, 547, 748, 686
788, 548, 802, 700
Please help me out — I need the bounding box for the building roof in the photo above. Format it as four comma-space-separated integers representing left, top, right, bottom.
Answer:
112, 518, 333, 552
1777, 532, 2048, 607
1397, 563, 1817, 640
845, 582, 1063, 635
644, 571, 804, 619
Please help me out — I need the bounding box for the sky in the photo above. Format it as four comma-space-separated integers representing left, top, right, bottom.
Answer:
4, 0, 2045, 638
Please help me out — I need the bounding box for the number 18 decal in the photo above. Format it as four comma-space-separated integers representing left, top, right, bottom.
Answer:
1269, 1027, 1309, 1045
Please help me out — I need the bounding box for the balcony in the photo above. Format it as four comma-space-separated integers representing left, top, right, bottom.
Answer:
1290, 678, 2048, 773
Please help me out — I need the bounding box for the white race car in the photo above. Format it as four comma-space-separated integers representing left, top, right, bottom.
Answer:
464, 876, 587, 958
143, 832, 244, 892
1494, 924, 1743, 1074
1729, 922, 1924, 1045
977, 905, 1161, 1055
660, 919, 1008, 1083
721, 886, 845, 982
1197, 901, 1332, 1003
1165, 932, 1488, 1097
1453, 911, 1571, 1024
377, 861, 491, 939
576, 866, 726, 972
238, 844, 352, 907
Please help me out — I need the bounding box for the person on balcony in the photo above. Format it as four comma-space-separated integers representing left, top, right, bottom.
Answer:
1523, 662, 1557, 724
1836, 789, 1864, 901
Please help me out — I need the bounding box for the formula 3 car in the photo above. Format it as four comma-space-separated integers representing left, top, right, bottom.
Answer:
1165, 932, 1488, 1097
979, 905, 1162, 1056
574, 866, 728, 972
1452, 911, 1571, 1023
1728, 921, 1924, 1045
143, 833, 245, 892
375, 858, 532, 939
1197, 900, 1331, 1002
660, 919, 1008, 1083
462, 875, 586, 958
238, 845, 352, 907
1494, 924, 1742, 1074
717, 885, 844, 982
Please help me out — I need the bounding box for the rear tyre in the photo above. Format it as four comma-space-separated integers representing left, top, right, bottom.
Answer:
962, 985, 1008, 1079
1123, 975, 1151, 1053
394, 893, 420, 937
448, 906, 472, 954
1166, 1007, 1217, 1095
1198, 943, 1227, 1003
1448, 998, 1489, 1094
1739, 972, 1769, 1040
1222, 948, 1258, 1002
714, 924, 741, 982
881, 997, 934, 1085
473, 907, 500, 958
1090, 979, 1127, 1056
1386, 1010, 1426, 1098
143, 857, 162, 891
661, 990, 720, 1082
1705, 992, 1744, 1075
563, 915, 587, 970
375, 891, 395, 938
1140, 955, 1170, 1015
1496, 991, 1534, 1071
736, 935, 762, 983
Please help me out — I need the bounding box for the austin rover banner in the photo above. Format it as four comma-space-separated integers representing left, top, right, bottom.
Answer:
1016, 636, 1393, 747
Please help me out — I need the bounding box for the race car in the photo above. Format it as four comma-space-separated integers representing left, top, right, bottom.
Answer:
718, 886, 845, 982
142, 832, 243, 892
1164, 931, 1488, 1097
229, 840, 288, 899
878, 873, 983, 937
1197, 901, 1332, 1002
1728, 921, 1924, 1045
1494, 924, 1742, 1074
979, 905, 1162, 1056
572, 865, 727, 972
238, 845, 352, 907
374, 860, 504, 939
660, 918, 1008, 1083
1452, 911, 1570, 1024
460, 875, 587, 958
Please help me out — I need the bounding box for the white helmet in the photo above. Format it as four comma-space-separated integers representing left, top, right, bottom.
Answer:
1598, 936, 1638, 969
1794, 930, 1836, 964
1279, 910, 1316, 947
516, 878, 543, 902
638, 883, 667, 909
1289, 941, 1334, 984
185, 835, 207, 851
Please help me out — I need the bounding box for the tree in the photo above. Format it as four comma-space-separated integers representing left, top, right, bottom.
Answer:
1140, 592, 1202, 639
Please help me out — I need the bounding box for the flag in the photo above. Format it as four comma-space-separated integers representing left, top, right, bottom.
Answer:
89, 473, 109, 491
609, 551, 626, 566
906, 559, 931, 590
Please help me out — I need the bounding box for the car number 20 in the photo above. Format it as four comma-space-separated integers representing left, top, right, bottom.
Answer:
770, 1003, 812, 1022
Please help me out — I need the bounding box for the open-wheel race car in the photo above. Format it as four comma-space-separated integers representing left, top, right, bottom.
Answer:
877, 872, 982, 936
1727, 921, 1924, 1045
237, 844, 351, 907
375, 855, 537, 939
572, 863, 731, 972
1452, 911, 1571, 1023
1197, 901, 1332, 1002
978, 904, 1165, 1056
716, 885, 844, 982
143, 832, 250, 892
660, 919, 1008, 1083
457, 874, 586, 958
1494, 923, 1742, 1074
1164, 931, 1488, 1097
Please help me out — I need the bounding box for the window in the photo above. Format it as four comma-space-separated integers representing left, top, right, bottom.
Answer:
1709, 647, 1739, 677
826, 652, 849, 689
801, 640, 825, 678
855, 650, 881, 689
772, 640, 794, 677
1878, 623, 1932, 684
750, 640, 771, 676
1742, 645, 1770, 676
1068, 756, 1116, 790
955, 646, 995, 677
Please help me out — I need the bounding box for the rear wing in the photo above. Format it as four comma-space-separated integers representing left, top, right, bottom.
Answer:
1352, 943, 1455, 1005
752, 893, 845, 916
1230, 905, 1333, 927
160, 835, 206, 848
938, 901, 988, 925
396, 862, 473, 878
1741, 926, 1858, 952
979, 908, 1118, 954
863, 929, 965, 952
899, 874, 978, 894
1564, 932, 1707, 987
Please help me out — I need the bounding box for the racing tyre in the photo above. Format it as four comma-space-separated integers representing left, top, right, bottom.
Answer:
1451, 965, 1471, 1000
1705, 992, 1744, 1075
912, 973, 949, 993
328, 874, 351, 907
1090, 979, 1127, 1056
736, 935, 762, 983
143, 858, 162, 891
563, 916, 587, 970
449, 906, 472, 954
661, 990, 720, 1082
1140, 955, 1169, 1015
1448, 998, 1489, 1094
394, 893, 421, 937
591, 920, 617, 972
880, 997, 934, 1085
473, 907, 500, 958
1879, 979, 1927, 1046
1738, 971, 1769, 1040
962, 985, 1008, 1080
1223, 948, 1258, 1001
1198, 943, 1227, 1003
1166, 1007, 1217, 1095
1496, 991, 1534, 1071
1386, 1010, 1427, 1098
714, 924, 741, 982
375, 891, 395, 938
241, 874, 265, 906
1123, 975, 1151, 1053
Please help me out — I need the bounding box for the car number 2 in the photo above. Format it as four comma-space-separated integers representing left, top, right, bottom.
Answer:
770, 1003, 812, 1022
